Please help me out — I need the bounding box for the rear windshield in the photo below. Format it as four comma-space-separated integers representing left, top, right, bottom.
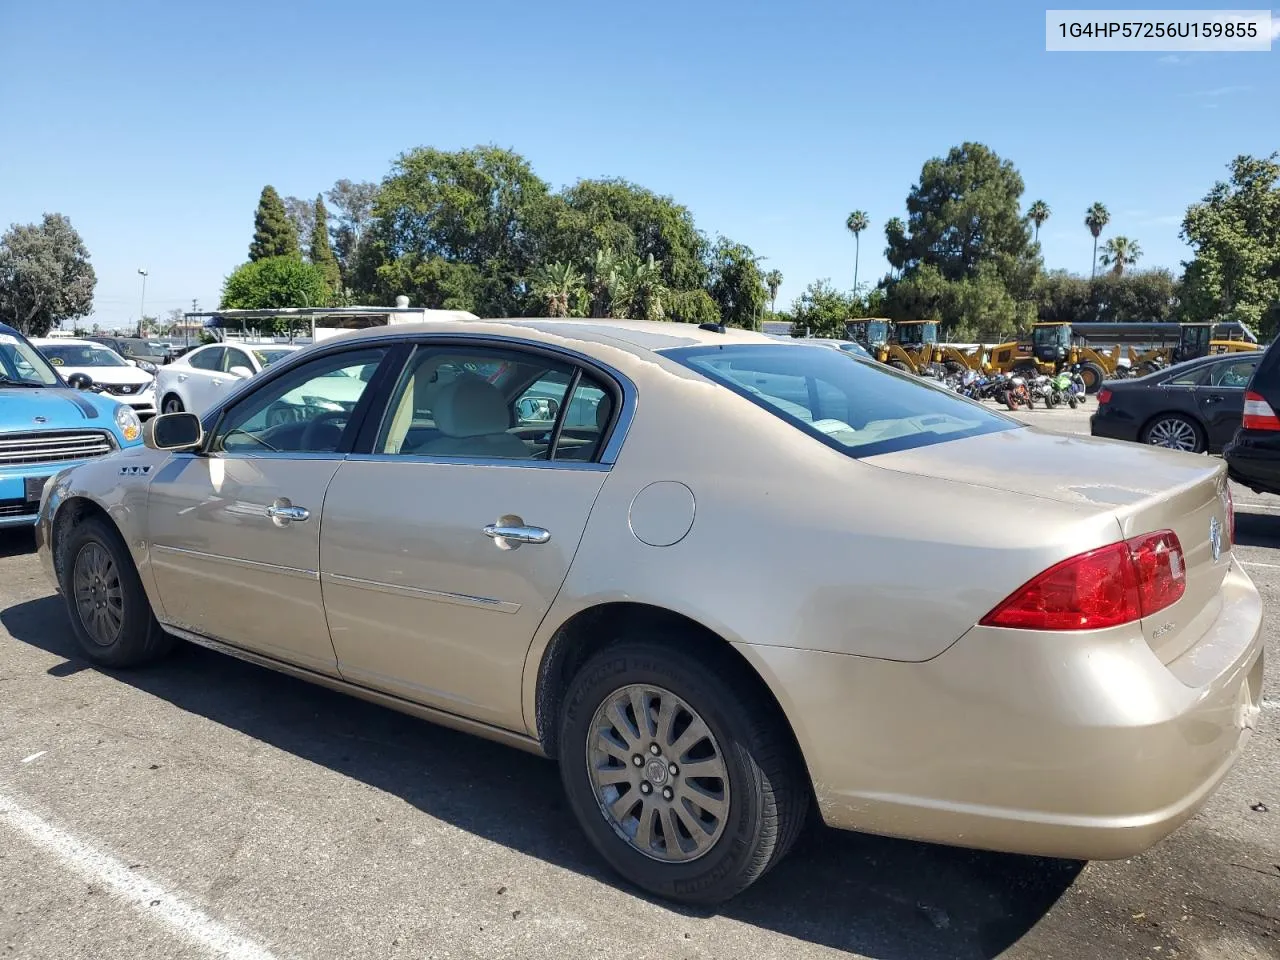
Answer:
665, 343, 1019, 457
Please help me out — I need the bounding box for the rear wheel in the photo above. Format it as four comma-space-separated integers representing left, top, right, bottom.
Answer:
1141, 414, 1205, 453
58, 516, 173, 667
1077, 361, 1106, 394
888, 360, 911, 373
558, 639, 807, 905
161, 394, 184, 414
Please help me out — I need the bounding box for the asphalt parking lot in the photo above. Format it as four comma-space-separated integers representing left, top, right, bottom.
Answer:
1, 402, 1276, 960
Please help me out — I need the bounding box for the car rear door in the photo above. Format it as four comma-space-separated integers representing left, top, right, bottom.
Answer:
318, 341, 624, 732
1196, 355, 1261, 450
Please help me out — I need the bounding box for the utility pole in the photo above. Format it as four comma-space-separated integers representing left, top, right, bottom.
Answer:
137, 268, 149, 337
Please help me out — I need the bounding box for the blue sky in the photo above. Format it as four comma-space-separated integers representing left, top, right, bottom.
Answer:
1, 0, 1278, 330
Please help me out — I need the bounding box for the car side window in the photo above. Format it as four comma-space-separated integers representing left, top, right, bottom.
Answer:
377, 346, 615, 462
187, 347, 223, 371
222, 347, 254, 373
1166, 366, 1206, 386
213, 347, 388, 455
1208, 358, 1258, 388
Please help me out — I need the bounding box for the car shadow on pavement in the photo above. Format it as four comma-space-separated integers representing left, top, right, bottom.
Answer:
2, 596, 1082, 960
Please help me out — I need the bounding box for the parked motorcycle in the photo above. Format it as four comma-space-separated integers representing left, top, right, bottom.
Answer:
1004, 375, 1030, 410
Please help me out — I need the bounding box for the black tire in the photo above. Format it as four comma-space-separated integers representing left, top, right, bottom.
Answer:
558, 639, 807, 905
1078, 361, 1106, 394
58, 515, 173, 668
1140, 413, 1206, 454
888, 360, 911, 372
943, 360, 965, 377
161, 394, 184, 414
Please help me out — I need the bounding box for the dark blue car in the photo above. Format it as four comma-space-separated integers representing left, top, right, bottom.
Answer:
1, 322, 144, 528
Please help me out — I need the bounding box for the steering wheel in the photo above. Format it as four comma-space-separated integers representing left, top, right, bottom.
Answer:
299, 409, 350, 451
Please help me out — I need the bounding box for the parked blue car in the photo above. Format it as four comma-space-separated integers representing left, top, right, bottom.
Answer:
1, 322, 143, 528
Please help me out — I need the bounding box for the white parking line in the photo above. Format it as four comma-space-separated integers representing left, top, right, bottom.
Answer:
0, 786, 279, 960
20, 751, 46, 764
1240, 561, 1280, 570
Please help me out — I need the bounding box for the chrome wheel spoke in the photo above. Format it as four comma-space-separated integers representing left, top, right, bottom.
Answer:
586, 682, 730, 864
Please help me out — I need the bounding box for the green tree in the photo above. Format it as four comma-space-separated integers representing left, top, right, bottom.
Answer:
531, 261, 586, 317
764, 269, 783, 313
587, 247, 618, 318
1098, 235, 1141, 276
359, 146, 554, 314
0, 213, 96, 336
283, 196, 315, 256
610, 253, 669, 321
221, 256, 330, 311
790, 279, 859, 338
707, 238, 766, 329
1035, 268, 1178, 324
667, 288, 721, 325
249, 186, 299, 261
325, 179, 379, 283
845, 210, 869, 291
884, 216, 907, 278
1180, 153, 1280, 336
887, 263, 1034, 342
1084, 202, 1110, 279
546, 179, 708, 294
1027, 199, 1051, 245
309, 196, 342, 293
887, 143, 1035, 283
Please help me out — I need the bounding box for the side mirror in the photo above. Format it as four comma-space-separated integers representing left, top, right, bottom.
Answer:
228, 365, 254, 379
66, 372, 94, 391
144, 412, 204, 452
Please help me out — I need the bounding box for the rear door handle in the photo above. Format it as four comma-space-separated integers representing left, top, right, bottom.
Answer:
1203, 394, 1226, 403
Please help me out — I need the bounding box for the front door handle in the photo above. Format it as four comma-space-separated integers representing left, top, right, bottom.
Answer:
483, 518, 551, 550
266, 501, 311, 524
212, 378, 224, 387
177, 373, 188, 382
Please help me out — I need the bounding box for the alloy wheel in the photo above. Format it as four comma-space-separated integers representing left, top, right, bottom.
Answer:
1147, 417, 1199, 451
72, 542, 124, 646
586, 684, 730, 863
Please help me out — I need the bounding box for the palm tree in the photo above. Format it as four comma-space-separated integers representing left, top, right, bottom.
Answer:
1084, 202, 1110, 279
884, 216, 906, 280
845, 210, 869, 291
588, 247, 617, 318
764, 269, 783, 314
1027, 200, 1051, 244
610, 254, 668, 321
531, 261, 585, 317
1098, 236, 1142, 277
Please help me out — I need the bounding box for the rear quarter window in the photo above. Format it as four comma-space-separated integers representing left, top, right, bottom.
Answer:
665, 343, 1019, 457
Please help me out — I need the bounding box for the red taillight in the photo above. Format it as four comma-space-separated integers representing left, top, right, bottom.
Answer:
981, 530, 1185, 631
1242, 391, 1280, 430
1097, 388, 1113, 405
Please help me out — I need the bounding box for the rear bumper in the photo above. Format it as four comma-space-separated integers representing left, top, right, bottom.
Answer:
1224, 431, 1280, 495
736, 561, 1264, 861
1090, 405, 1140, 443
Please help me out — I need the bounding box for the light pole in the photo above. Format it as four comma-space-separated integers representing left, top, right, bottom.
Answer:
137, 268, 149, 337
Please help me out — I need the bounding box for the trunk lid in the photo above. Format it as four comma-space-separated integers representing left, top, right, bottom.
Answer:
865, 426, 1233, 663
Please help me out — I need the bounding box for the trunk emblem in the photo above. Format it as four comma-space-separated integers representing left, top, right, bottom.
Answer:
1209, 516, 1222, 563
32, 416, 47, 424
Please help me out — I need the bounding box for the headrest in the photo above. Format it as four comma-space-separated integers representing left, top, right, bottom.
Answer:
595, 393, 613, 431
432, 375, 509, 438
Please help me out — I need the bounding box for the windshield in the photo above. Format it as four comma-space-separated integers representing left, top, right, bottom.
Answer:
1034, 325, 1072, 348
40, 344, 130, 368
665, 344, 1018, 458
254, 348, 296, 366
128, 340, 171, 358
0, 332, 62, 386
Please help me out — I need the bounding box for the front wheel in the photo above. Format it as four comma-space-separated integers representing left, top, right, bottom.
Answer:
58, 515, 173, 668
558, 640, 807, 905
1078, 361, 1106, 394
161, 394, 184, 414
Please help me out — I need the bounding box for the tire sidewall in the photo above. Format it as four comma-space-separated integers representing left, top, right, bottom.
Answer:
558, 644, 770, 902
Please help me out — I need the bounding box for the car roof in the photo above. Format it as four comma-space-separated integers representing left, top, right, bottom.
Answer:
0, 322, 24, 338
30, 337, 106, 348
326, 318, 782, 356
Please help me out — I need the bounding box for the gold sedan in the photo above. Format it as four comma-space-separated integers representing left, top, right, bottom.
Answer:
36, 319, 1265, 905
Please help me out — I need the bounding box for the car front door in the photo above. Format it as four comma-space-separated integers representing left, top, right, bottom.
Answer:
1197, 356, 1261, 449
318, 341, 623, 731
146, 344, 394, 673
174, 346, 226, 414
